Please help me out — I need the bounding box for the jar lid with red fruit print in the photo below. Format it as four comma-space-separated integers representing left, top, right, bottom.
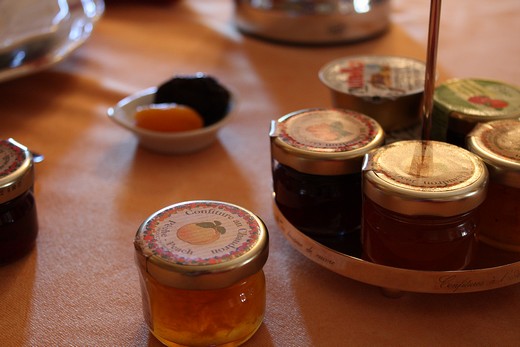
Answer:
270, 108, 384, 176
432, 78, 520, 144
134, 200, 269, 290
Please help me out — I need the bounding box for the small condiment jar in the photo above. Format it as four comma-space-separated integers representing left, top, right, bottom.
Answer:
270, 108, 384, 243
319, 55, 426, 131
467, 119, 520, 252
0, 138, 38, 264
362, 140, 488, 271
432, 78, 520, 147
134, 200, 269, 347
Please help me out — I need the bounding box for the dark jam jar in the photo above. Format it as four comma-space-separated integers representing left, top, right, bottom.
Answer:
0, 139, 38, 264
467, 119, 520, 253
431, 78, 520, 147
270, 108, 384, 251
362, 140, 488, 271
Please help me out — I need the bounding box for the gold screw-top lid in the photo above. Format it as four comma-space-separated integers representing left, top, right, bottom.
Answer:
270, 108, 384, 175
134, 200, 269, 290
363, 140, 488, 216
0, 138, 34, 204
467, 119, 520, 188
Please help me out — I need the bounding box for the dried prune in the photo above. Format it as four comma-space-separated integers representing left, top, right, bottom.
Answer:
154, 73, 231, 126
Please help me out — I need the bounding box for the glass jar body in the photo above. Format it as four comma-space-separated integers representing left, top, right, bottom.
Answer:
138, 268, 266, 347
362, 197, 478, 271
0, 189, 38, 264
478, 181, 520, 252
272, 161, 361, 238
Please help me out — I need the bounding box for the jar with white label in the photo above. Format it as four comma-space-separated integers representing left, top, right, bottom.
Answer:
362, 140, 488, 271
467, 119, 520, 252
134, 200, 269, 347
270, 108, 384, 252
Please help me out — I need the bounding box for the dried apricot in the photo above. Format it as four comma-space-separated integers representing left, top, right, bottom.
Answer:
134, 104, 204, 132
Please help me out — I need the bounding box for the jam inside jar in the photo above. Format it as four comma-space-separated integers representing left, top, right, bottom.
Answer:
138, 269, 266, 347
0, 189, 38, 264
273, 162, 361, 237
0, 139, 39, 264
362, 197, 478, 271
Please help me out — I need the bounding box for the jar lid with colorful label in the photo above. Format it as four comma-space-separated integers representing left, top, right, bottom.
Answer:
467, 119, 520, 188
319, 55, 426, 131
134, 200, 269, 290
363, 140, 488, 216
0, 138, 34, 204
270, 108, 384, 176
434, 78, 520, 122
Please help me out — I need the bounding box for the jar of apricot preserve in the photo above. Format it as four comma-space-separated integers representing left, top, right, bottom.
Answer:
467, 119, 520, 252
270, 108, 384, 242
134, 200, 269, 347
0, 138, 38, 264
362, 140, 488, 271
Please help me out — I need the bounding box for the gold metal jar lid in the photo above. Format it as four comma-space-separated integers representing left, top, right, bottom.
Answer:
434, 78, 520, 126
134, 200, 269, 290
270, 108, 384, 175
363, 140, 488, 216
0, 138, 34, 204
467, 119, 520, 188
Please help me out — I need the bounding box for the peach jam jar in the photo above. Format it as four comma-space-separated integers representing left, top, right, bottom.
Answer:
432, 78, 520, 147
467, 119, 520, 252
0, 139, 38, 264
134, 200, 269, 347
270, 108, 384, 242
362, 140, 488, 271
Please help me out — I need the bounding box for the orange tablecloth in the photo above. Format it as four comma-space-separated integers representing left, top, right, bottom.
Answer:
1, 1, 520, 346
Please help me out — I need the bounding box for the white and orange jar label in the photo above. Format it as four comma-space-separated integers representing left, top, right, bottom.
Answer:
136, 201, 264, 266
273, 108, 382, 153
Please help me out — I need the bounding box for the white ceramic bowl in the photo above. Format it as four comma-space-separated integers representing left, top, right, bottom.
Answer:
107, 87, 234, 154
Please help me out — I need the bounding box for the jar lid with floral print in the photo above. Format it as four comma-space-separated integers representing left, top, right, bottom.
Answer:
134, 200, 269, 290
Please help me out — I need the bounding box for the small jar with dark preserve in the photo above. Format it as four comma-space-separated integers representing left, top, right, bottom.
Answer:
0, 138, 39, 264
467, 119, 520, 252
270, 108, 384, 243
362, 140, 488, 271
134, 200, 269, 347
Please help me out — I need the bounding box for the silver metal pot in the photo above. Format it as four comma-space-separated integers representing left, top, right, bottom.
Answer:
234, 0, 390, 45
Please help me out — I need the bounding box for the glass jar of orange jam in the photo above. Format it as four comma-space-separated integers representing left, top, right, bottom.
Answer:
134, 200, 269, 347
467, 119, 520, 252
0, 139, 38, 264
362, 140, 488, 271
270, 108, 384, 246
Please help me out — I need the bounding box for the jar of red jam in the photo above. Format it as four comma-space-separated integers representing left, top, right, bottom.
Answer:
467, 119, 520, 252
432, 78, 520, 147
362, 140, 488, 271
270, 108, 384, 244
0, 138, 38, 264
134, 200, 269, 347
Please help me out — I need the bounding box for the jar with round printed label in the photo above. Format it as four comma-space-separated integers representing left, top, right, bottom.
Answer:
270, 108, 384, 255
134, 200, 269, 347
362, 140, 488, 271
467, 119, 520, 253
